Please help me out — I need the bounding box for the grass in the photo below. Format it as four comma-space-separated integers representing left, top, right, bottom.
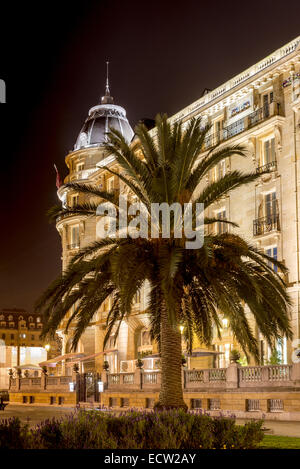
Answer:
259, 435, 300, 449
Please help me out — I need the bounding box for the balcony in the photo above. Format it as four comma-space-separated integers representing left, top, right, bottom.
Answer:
204, 102, 281, 150
256, 160, 277, 174
253, 212, 280, 236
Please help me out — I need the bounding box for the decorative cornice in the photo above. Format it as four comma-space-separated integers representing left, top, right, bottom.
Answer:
169, 36, 300, 124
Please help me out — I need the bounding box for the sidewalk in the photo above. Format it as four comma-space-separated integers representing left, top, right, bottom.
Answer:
237, 419, 300, 437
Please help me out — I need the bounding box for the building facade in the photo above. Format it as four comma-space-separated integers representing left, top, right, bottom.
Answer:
0, 308, 59, 389
55, 36, 300, 376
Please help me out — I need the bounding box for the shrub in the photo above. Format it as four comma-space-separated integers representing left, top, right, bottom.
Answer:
0, 418, 30, 449
0, 409, 264, 449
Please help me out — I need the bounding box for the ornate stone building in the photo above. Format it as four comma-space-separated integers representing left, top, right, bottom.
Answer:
55, 36, 300, 375
0, 308, 59, 389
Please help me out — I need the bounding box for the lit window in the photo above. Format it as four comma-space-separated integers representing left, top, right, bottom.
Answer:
262, 91, 273, 106
76, 162, 84, 172
222, 318, 229, 329
71, 194, 79, 207
212, 160, 226, 182
107, 177, 114, 192
214, 118, 225, 143
70, 225, 80, 248
260, 137, 275, 166
265, 246, 278, 273
134, 290, 141, 304
216, 209, 227, 234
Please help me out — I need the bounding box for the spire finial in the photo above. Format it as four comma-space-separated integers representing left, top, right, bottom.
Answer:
101, 60, 114, 104
105, 60, 110, 96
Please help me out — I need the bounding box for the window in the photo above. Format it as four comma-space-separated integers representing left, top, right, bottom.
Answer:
216, 209, 227, 234
76, 162, 84, 172
214, 117, 224, 143
106, 335, 117, 349
265, 246, 278, 272
31, 335, 35, 341
107, 177, 114, 192
1, 333, 5, 340
261, 137, 275, 166
71, 194, 79, 207
212, 160, 226, 182
141, 330, 151, 346
263, 91, 273, 106
70, 225, 80, 248
276, 337, 287, 364
36, 317, 41, 323
218, 343, 231, 368
258, 191, 277, 219
10, 334, 14, 340
134, 290, 141, 304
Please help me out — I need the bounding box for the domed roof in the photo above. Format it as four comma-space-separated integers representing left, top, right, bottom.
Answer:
74, 66, 134, 151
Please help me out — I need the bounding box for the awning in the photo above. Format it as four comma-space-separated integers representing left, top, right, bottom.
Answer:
14, 364, 42, 370
65, 349, 118, 366
141, 350, 223, 359
185, 348, 224, 357
39, 352, 86, 367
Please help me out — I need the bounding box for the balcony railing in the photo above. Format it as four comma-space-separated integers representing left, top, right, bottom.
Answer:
67, 243, 80, 250
256, 160, 277, 174
253, 212, 280, 236
204, 103, 280, 151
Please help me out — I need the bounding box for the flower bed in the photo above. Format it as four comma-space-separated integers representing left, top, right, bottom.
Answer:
0, 409, 264, 449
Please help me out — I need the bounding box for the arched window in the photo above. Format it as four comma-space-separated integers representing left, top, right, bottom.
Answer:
141, 330, 151, 347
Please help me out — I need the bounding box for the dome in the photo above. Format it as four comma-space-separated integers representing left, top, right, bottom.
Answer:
74, 68, 134, 151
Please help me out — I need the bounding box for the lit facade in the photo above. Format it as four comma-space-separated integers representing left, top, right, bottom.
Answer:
0, 309, 59, 389
55, 36, 300, 374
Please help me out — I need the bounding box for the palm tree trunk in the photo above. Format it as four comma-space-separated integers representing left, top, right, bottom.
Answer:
157, 307, 187, 409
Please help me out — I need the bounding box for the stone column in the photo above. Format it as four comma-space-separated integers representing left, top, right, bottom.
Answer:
291, 362, 300, 383
95, 325, 105, 373
226, 363, 239, 389
41, 373, 46, 390
134, 368, 142, 390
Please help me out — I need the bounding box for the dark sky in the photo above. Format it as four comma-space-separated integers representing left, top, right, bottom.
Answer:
0, 0, 299, 311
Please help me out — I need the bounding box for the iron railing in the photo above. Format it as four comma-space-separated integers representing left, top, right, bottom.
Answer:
256, 160, 277, 174
253, 213, 280, 236
203, 103, 280, 151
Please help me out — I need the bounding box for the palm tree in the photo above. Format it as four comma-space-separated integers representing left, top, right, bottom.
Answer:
37, 114, 292, 409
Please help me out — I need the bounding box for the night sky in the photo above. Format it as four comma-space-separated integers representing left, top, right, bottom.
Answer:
0, 0, 299, 311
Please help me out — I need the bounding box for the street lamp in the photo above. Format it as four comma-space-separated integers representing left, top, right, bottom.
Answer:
45, 344, 51, 352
